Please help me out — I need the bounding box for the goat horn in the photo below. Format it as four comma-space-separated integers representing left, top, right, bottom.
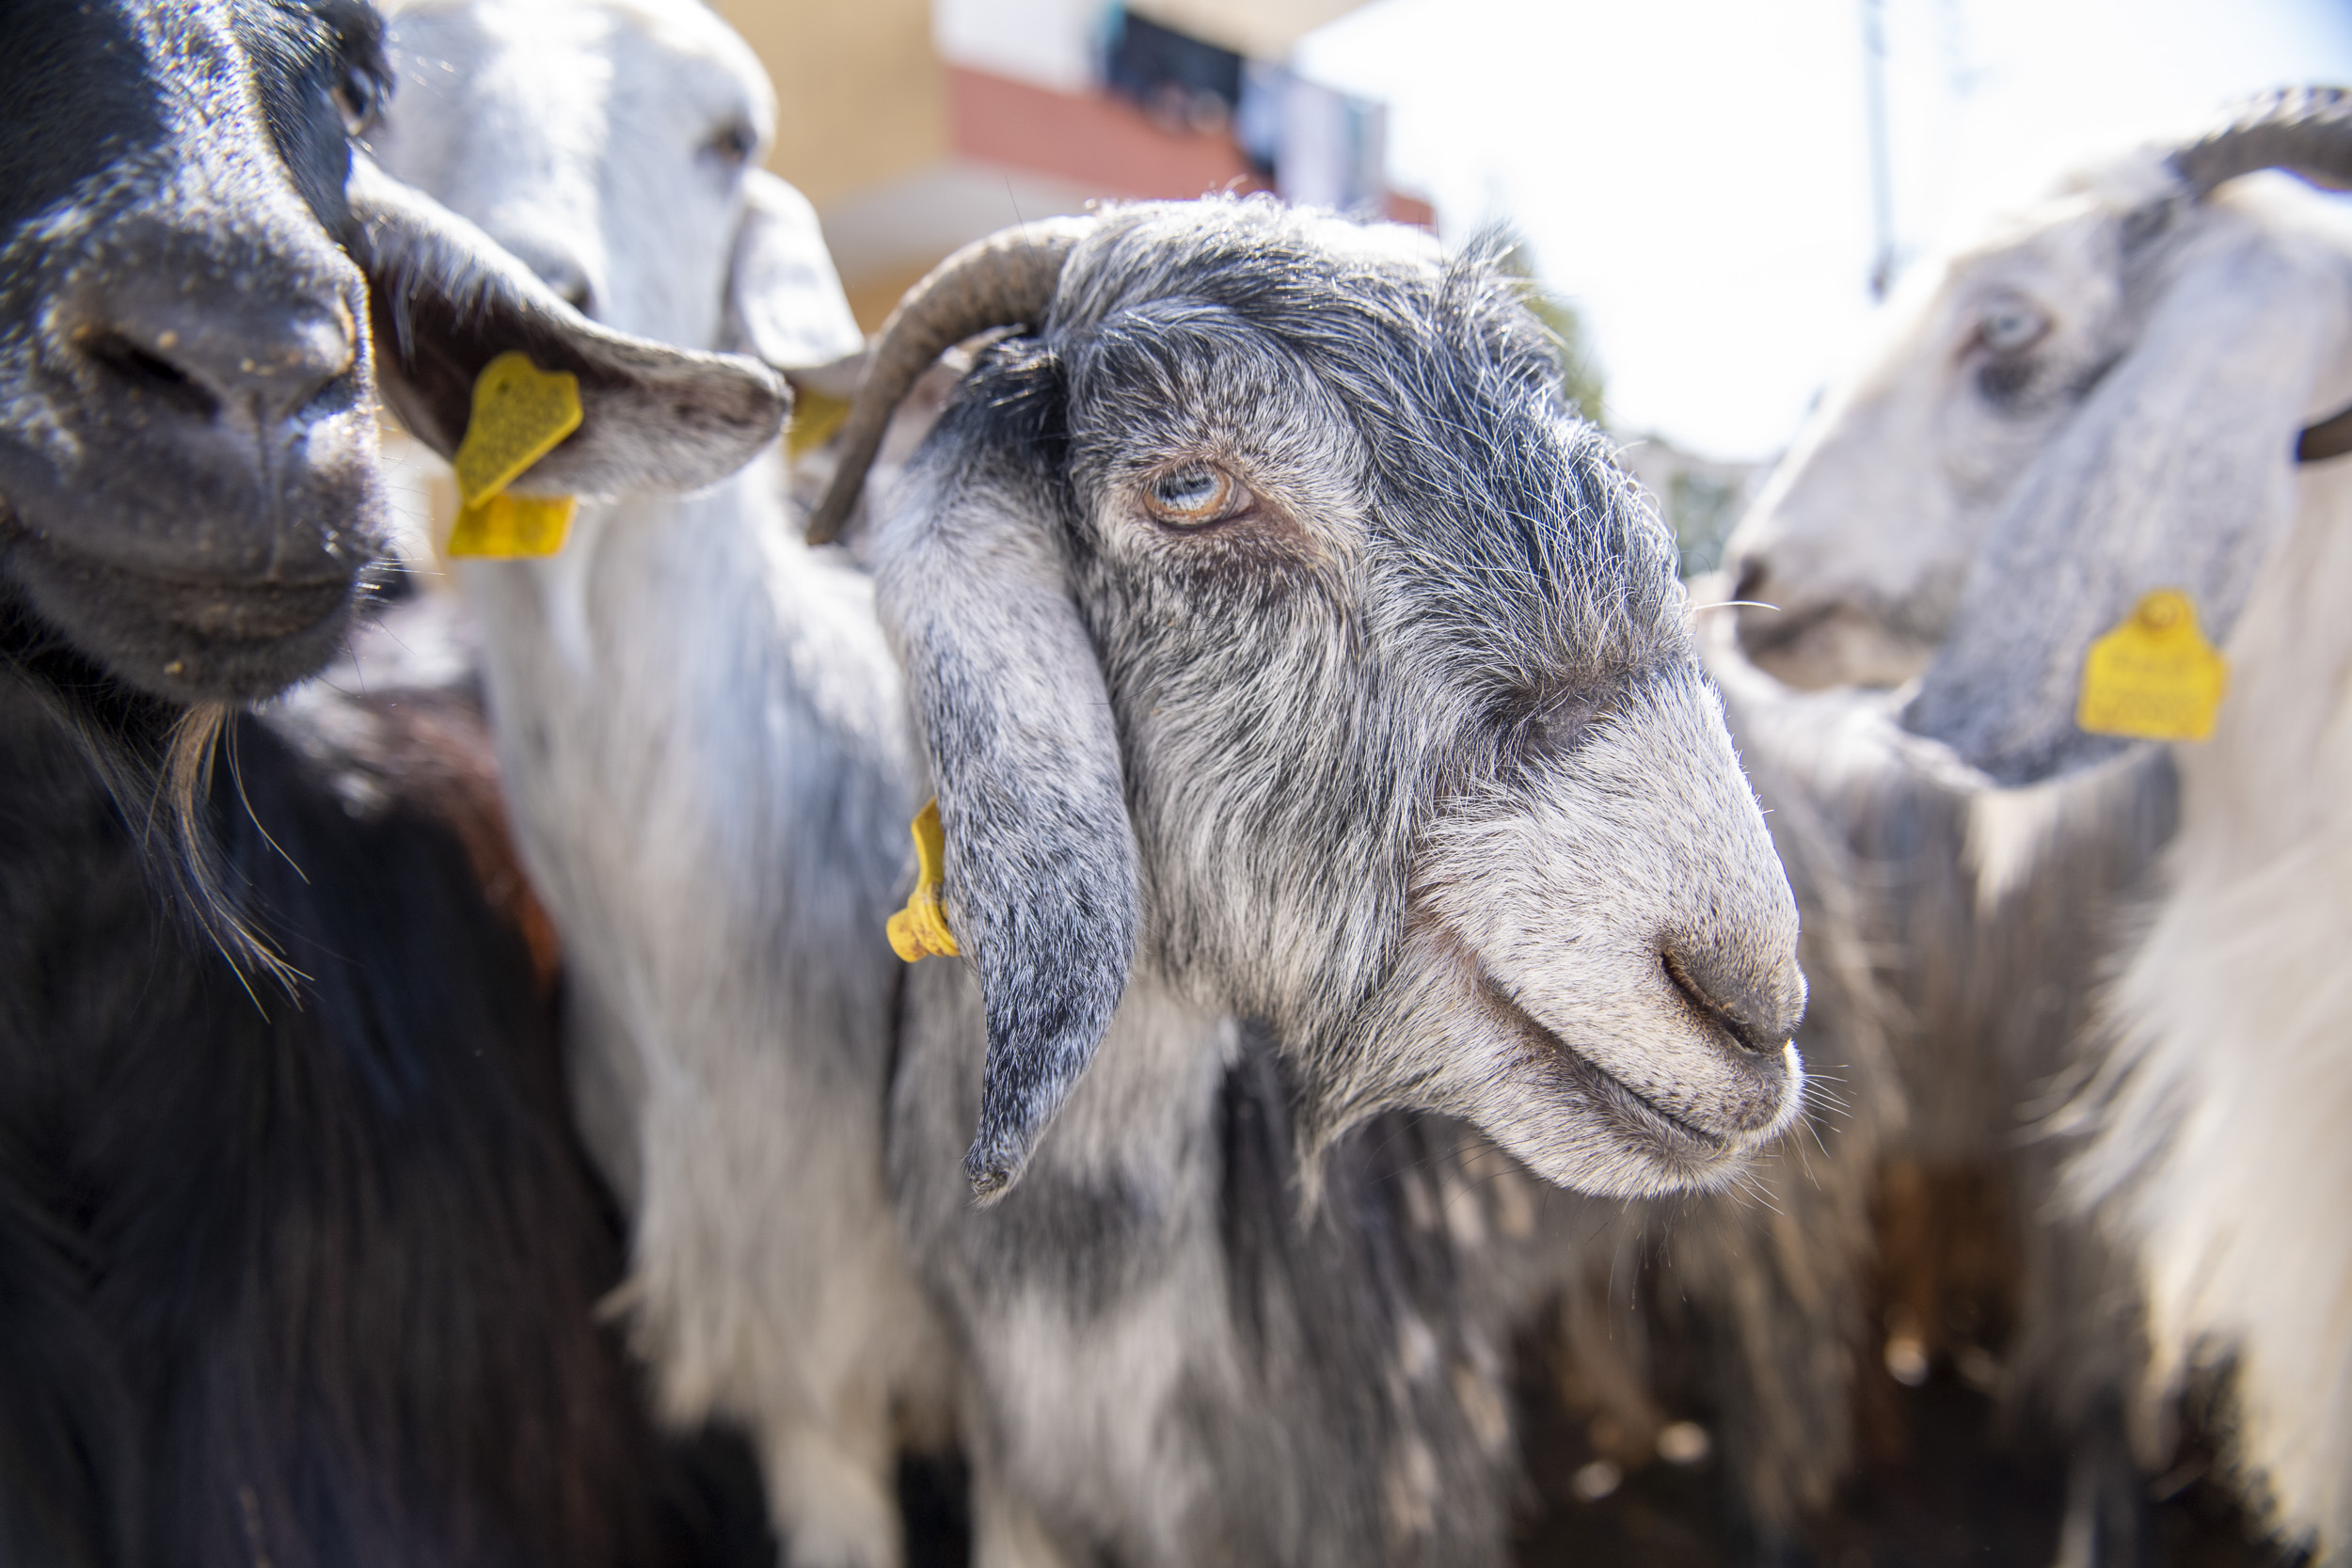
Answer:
2169, 84, 2352, 199
804, 216, 1092, 546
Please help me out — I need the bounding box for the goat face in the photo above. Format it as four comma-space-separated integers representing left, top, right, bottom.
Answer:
872, 201, 1806, 1200
0, 0, 388, 701
373, 0, 856, 367
1720, 170, 2165, 692
1721, 87, 2352, 784
0, 0, 791, 706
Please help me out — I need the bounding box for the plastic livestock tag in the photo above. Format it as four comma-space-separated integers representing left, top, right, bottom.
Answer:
453, 352, 583, 504
449, 491, 578, 559
786, 387, 851, 462
886, 799, 960, 962
2075, 589, 2229, 742
446, 353, 581, 559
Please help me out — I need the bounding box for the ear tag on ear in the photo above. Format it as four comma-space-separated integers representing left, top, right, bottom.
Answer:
2076, 589, 2229, 742
785, 388, 851, 462
447, 352, 583, 559
886, 799, 959, 962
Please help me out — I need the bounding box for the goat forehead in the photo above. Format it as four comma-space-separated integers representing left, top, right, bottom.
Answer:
384, 0, 769, 193
1, 0, 245, 225
1057, 236, 1680, 673
387, 0, 767, 109
2, 0, 344, 260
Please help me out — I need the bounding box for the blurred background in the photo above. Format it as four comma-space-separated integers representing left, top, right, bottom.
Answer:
716, 0, 2352, 573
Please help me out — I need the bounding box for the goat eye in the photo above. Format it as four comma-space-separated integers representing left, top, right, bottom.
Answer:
706, 121, 759, 168
1143, 465, 1247, 527
1978, 298, 2049, 355
332, 63, 386, 135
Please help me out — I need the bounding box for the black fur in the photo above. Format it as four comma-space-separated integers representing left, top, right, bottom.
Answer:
0, 1, 392, 705
0, 618, 690, 1566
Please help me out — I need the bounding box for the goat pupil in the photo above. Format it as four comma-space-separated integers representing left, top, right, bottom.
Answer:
1981, 307, 2042, 354
1156, 469, 1220, 513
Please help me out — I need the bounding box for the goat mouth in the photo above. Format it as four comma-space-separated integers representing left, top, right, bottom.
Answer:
28, 545, 357, 639
1734, 598, 1841, 663
1471, 969, 1736, 1165
1735, 596, 1935, 692
1, 533, 364, 701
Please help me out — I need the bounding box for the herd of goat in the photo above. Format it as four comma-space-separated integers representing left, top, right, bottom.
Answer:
0, 1, 2345, 1565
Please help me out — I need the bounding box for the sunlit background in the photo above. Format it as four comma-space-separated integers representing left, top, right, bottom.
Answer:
1298, 0, 2352, 460
715, 0, 2352, 562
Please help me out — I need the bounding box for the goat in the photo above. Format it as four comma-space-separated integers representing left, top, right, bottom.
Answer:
0, 2, 791, 1559
814, 199, 1812, 1566
1722, 86, 2352, 1564
370, 6, 953, 1565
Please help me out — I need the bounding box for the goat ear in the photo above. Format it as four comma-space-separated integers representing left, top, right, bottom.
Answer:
342, 155, 788, 495
1903, 226, 2346, 784
721, 169, 867, 370
875, 410, 1141, 1204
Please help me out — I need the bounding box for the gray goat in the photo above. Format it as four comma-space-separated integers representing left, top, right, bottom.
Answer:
815, 198, 1814, 1567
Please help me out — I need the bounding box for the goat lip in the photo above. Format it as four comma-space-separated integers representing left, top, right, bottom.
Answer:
1734, 598, 1840, 664
0, 533, 363, 701
1474, 971, 1734, 1161
1736, 596, 1937, 692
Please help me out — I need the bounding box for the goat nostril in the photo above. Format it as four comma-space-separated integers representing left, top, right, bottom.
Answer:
1730, 556, 1769, 607
1661, 947, 1784, 1055
87, 331, 218, 418
82, 296, 356, 424
561, 283, 593, 315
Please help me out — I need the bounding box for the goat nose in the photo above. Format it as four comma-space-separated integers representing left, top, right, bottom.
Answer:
80, 273, 358, 425
1729, 553, 1770, 607
1661, 941, 1804, 1056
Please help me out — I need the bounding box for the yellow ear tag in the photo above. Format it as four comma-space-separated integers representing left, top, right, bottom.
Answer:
2075, 589, 2230, 741
449, 491, 578, 558
886, 799, 959, 962
446, 351, 583, 559
785, 388, 851, 463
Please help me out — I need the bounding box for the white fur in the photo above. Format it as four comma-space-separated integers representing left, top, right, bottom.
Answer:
1723, 150, 2352, 1560
2065, 452, 2352, 1557
373, 8, 949, 1566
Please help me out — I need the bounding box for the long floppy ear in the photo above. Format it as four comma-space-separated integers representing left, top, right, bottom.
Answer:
1902, 220, 2346, 784
874, 383, 1142, 1203
720, 168, 867, 370
342, 155, 788, 495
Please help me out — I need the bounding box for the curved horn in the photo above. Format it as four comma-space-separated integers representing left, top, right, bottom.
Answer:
2170, 84, 2352, 199
804, 216, 1092, 546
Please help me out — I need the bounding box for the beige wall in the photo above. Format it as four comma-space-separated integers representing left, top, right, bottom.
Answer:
714, 0, 949, 210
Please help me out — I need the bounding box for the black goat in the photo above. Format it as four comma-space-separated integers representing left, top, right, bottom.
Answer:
0, 3, 789, 1562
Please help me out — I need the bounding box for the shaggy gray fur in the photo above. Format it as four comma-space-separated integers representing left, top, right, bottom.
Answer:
870, 198, 1811, 1565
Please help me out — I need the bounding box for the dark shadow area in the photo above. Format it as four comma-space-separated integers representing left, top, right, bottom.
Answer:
1512, 1334, 2284, 1568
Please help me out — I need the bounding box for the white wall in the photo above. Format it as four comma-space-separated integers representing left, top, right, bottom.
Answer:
932, 0, 1106, 90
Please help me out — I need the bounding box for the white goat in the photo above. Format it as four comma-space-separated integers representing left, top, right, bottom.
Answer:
372, 6, 949, 1566
1724, 87, 2352, 1564
816, 201, 1816, 1566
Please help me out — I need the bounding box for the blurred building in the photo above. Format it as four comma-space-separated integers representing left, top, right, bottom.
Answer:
715, 0, 1435, 327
